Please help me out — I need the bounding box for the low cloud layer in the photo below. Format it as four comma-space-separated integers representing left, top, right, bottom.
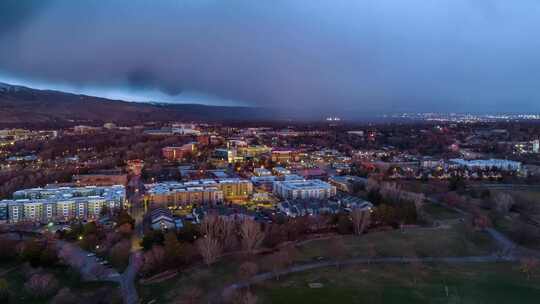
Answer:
1, 0, 540, 116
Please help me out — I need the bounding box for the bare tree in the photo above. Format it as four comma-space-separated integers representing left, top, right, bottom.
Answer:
494, 192, 515, 214
351, 208, 371, 235
196, 236, 222, 266
24, 273, 59, 299
141, 245, 166, 276
239, 219, 265, 254
366, 177, 380, 193
201, 214, 238, 251
234, 291, 258, 304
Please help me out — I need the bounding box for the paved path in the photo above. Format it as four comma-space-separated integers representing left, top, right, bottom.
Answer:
119, 252, 142, 304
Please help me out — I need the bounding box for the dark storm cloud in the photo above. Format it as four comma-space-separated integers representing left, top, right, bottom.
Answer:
1, 0, 540, 115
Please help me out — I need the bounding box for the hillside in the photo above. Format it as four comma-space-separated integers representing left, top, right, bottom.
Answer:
0, 82, 272, 125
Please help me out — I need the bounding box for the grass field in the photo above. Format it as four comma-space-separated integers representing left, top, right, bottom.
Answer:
255, 263, 540, 304
139, 220, 499, 303
294, 224, 496, 263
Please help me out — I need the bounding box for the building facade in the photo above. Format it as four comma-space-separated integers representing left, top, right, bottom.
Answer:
273, 179, 336, 200
145, 178, 253, 206
0, 185, 125, 223
162, 143, 197, 161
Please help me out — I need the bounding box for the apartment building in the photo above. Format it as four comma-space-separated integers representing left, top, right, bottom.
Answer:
0, 185, 125, 223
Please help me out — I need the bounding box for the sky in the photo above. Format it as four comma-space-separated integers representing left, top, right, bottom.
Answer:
1, 0, 540, 116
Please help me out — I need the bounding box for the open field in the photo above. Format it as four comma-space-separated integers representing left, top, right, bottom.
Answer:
295, 224, 496, 263
139, 220, 498, 303
254, 263, 540, 304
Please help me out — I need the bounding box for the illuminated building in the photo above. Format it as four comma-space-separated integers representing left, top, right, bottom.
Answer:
1, 185, 125, 223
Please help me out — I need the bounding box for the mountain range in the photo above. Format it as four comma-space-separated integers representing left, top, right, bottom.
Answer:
0, 82, 277, 126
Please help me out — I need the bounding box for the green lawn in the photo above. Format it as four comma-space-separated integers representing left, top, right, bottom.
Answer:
295, 224, 496, 263
255, 263, 540, 304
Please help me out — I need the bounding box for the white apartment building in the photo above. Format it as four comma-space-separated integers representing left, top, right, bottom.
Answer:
273, 179, 336, 200
0, 185, 125, 223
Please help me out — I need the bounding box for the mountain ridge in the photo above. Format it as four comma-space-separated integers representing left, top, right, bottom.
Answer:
0, 82, 274, 126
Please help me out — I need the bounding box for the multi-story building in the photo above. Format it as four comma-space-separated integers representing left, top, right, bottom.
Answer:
271, 149, 299, 163
237, 145, 271, 158
273, 179, 336, 200
328, 176, 368, 193
162, 143, 197, 161
145, 178, 253, 206
0, 185, 125, 223
217, 178, 253, 200
253, 168, 272, 176
145, 181, 223, 207
449, 159, 522, 171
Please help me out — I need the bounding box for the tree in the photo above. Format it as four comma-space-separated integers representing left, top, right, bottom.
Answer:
196, 236, 222, 266
24, 273, 59, 299
520, 257, 539, 280
82, 222, 97, 236
58, 244, 85, 269
20, 240, 43, 267
140, 230, 164, 251
263, 224, 286, 248
233, 291, 258, 304
493, 192, 514, 215
110, 240, 132, 270
336, 213, 352, 234
141, 245, 166, 276
117, 223, 134, 237
239, 219, 265, 254
201, 214, 237, 252
164, 232, 183, 267
39, 245, 59, 266
351, 208, 371, 235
